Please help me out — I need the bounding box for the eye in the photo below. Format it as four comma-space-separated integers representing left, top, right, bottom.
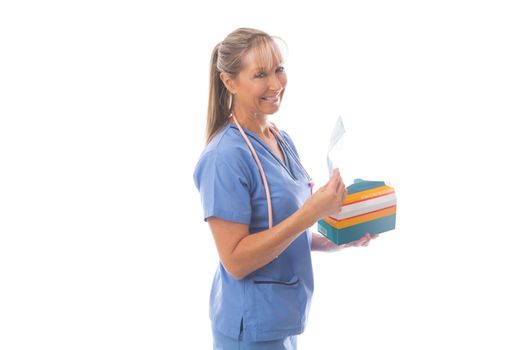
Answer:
255, 71, 267, 79
276, 66, 285, 73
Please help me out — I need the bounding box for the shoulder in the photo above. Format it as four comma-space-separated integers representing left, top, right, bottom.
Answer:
199, 124, 253, 166
194, 124, 255, 183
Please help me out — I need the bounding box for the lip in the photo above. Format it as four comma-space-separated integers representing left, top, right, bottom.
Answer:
261, 92, 282, 102
261, 96, 279, 102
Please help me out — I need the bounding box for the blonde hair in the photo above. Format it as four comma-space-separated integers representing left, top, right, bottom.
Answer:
205, 28, 285, 144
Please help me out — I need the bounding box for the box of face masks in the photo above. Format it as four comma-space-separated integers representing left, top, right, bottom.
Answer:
318, 179, 397, 245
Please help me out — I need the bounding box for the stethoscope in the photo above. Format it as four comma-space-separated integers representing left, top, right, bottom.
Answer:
230, 114, 314, 228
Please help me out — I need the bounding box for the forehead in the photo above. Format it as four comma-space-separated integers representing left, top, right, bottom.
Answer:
241, 40, 283, 72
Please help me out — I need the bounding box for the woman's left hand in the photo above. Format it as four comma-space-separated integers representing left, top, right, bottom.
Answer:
341, 233, 379, 248
311, 232, 379, 252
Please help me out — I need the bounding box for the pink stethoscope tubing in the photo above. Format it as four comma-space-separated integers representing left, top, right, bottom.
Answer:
230, 114, 313, 229
231, 114, 275, 228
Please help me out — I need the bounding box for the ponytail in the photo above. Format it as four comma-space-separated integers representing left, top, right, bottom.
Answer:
205, 43, 232, 145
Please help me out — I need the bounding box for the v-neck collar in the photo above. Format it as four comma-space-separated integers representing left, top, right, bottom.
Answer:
229, 123, 297, 180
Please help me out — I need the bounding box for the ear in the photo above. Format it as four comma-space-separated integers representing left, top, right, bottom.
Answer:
220, 72, 237, 95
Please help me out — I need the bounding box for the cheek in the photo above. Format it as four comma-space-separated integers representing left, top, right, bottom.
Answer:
238, 84, 261, 101
280, 75, 288, 88
250, 84, 267, 99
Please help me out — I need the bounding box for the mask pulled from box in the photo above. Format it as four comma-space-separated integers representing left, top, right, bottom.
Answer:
319, 117, 397, 245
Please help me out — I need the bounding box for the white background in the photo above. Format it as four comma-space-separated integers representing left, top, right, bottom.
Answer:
1, 1, 524, 349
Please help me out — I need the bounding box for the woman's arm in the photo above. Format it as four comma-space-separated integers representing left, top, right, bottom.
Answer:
208, 169, 347, 280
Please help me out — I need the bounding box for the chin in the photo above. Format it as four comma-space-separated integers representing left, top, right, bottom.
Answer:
260, 104, 281, 115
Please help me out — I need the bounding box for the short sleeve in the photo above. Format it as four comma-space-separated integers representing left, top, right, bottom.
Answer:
193, 150, 252, 224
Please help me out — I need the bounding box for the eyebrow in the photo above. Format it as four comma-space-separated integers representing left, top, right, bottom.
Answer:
251, 64, 282, 72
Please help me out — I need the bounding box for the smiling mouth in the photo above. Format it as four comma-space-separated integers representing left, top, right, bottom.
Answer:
261, 95, 280, 102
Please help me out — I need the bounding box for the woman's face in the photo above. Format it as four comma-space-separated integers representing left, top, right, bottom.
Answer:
229, 48, 287, 117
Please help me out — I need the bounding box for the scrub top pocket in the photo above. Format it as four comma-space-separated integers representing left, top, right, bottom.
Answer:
251, 275, 307, 332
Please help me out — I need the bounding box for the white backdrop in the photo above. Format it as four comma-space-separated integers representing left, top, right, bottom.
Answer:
1, 1, 524, 349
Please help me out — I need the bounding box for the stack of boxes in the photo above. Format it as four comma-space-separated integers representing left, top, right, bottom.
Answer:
318, 179, 397, 245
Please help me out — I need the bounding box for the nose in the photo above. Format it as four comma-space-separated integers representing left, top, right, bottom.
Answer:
269, 73, 284, 92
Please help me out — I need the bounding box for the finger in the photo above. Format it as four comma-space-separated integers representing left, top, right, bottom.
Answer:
352, 238, 365, 246
359, 233, 370, 241
345, 238, 362, 247
326, 169, 340, 190
329, 168, 340, 183
363, 234, 373, 247
338, 182, 346, 201
361, 233, 378, 242
357, 234, 370, 246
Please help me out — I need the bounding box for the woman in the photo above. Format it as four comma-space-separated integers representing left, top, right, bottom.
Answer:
194, 28, 377, 350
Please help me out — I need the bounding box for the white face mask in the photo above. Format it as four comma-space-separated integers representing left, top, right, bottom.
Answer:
327, 115, 346, 178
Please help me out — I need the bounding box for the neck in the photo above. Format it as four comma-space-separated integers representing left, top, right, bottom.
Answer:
231, 107, 271, 138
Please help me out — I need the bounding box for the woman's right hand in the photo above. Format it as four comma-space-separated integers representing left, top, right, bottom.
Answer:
304, 168, 347, 221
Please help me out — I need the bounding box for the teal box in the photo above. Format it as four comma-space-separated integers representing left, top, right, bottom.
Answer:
317, 179, 397, 245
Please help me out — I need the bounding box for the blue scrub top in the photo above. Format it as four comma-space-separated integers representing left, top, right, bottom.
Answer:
193, 123, 314, 342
